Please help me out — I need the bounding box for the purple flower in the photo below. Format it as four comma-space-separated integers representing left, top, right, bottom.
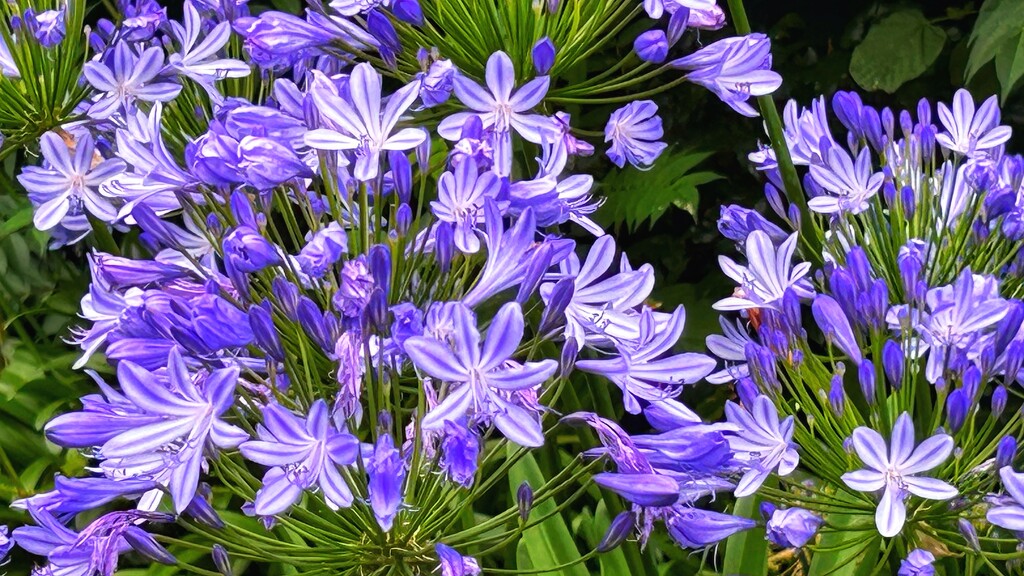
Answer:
24, 7, 65, 47
706, 317, 755, 383
440, 420, 479, 487
224, 225, 283, 280
604, 100, 667, 169
297, 223, 348, 278
84, 43, 182, 119
553, 111, 594, 157
532, 37, 556, 75
644, 0, 724, 29
665, 508, 756, 548
765, 506, 822, 548
540, 234, 655, 349
0, 525, 10, 561
436, 543, 481, 576
715, 231, 813, 311
718, 204, 788, 244
240, 400, 359, 515
841, 413, 956, 537
419, 58, 455, 107
807, 146, 884, 214
634, 30, 669, 63
233, 11, 342, 68
987, 466, 1024, 531
335, 255, 376, 318
576, 307, 717, 414
168, 2, 250, 100
671, 34, 781, 117
366, 431, 405, 531
306, 62, 425, 181
898, 549, 936, 576
935, 89, 1011, 156
725, 395, 798, 496
438, 51, 557, 175
18, 132, 126, 231
430, 159, 504, 253
403, 302, 557, 447
812, 295, 862, 364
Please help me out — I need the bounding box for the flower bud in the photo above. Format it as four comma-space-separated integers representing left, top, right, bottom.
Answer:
634, 30, 668, 63
993, 385, 1008, 420
882, 339, 904, 389
560, 338, 578, 378
123, 526, 176, 565
998, 436, 1017, 469
858, 359, 876, 406
812, 295, 861, 365
539, 278, 574, 334
213, 544, 233, 576
828, 375, 845, 417
736, 377, 759, 408
435, 222, 454, 273
947, 389, 967, 433
532, 37, 556, 74
958, 518, 980, 551
597, 511, 634, 552
516, 242, 553, 304
184, 486, 225, 529
395, 203, 413, 236
963, 365, 981, 401
517, 481, 533, 522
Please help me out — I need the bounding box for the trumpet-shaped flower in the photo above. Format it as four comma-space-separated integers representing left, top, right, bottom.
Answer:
841, 413, 956, 537
725, 395, 798, 496
807, 146, 884, 215
306, 62, 425, 181
438, 51, 557, 175
604, 100, 668, 169
168, 2, 250, 100
714, 231, 813, 311
240, 400, 359, 516
670, 34, 781, 117
404, 302, 557, 447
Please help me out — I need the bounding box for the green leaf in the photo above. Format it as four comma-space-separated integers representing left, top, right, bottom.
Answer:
509, 448, 588, 576
723, 494, 768, 576
598, 148, 720, 232
994, 31, 1024, 102
967, 0, 1024, 81
850, 10, 946, 93
808, 512, 880, 576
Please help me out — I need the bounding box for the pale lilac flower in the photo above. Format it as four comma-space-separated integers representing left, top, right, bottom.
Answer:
841, 413, 957, 537
437, 51, 558, 175
576, 307, 717, 414
644, 0, 723, 28
935, 89, 1011, 156
604, 100, 667, 169
403, 302, 557, 447
807, 146, 884, 215
670, 34, 781, 117
706, 316, 754, 383
83, 43, 182, 119
714, 231, 813, 311
725, 395, 799, 497
168, 1, 250, 101
436, 543, 481, 576
17, 132, 126, 231
986, 466, 1024, 531
898, 549, 936, 576
765, 506, 822, 548
239, 400, 359, 516
306, 62, 425, 181
430, 159, 504, 253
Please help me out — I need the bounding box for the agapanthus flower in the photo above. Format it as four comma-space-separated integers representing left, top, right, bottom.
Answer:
705, 317, 754, 383
438, 51, 557, 175
24, 7, 65, 47
670, 34, 781, 117
986, 466, 1024, 531
0, 524, 10, 561
435, 543, 481, 576
714, 231, 813, 311
935, 89, 1011, 156
898, 549, 936, 576
167, 1, 250, 100
604, 100, 667, 169
764, 505, 822, 548
240, 400, 359, 516
18, 132, 126, 231
430, 158, 504, 253
576, 307, 716, 414
725, 395, 798, 496
807, 146, 884, 214
306, 62, 425, 180
366, 430, 405, 531
404, 302, 557, 447
83, 42, 182, 119
841, 413, 956, 537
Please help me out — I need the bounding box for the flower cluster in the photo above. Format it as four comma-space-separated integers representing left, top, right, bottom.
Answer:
705, 87, 1024, 569
4, 0, 784, 573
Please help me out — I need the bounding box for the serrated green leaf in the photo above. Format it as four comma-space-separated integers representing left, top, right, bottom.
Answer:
509, 448, 588, 576
598, 148, 720, 232
967, 0, 1024, 81
994, 31, 1024, 102
850, 10, 946, 93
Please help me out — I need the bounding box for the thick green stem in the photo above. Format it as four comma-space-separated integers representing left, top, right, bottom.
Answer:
724, 0, 823, 265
